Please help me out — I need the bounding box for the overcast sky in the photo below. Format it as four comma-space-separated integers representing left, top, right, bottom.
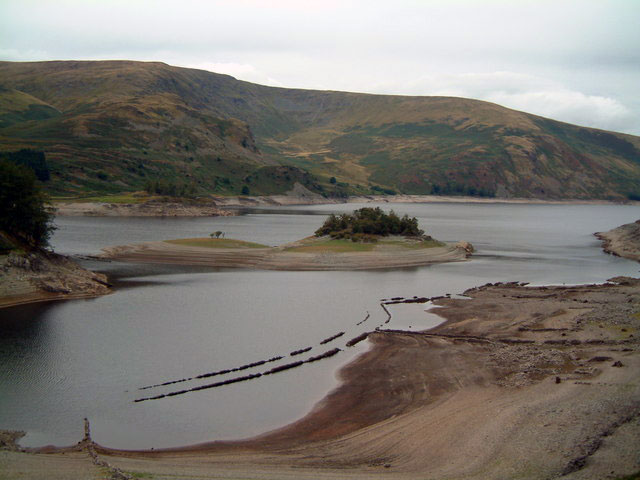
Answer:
2, 0, 639, 135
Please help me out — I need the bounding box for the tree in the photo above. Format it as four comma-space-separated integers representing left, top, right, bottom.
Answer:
315, 207, 424, 240
0, 161, 55, 247
0, 149, 50, 182
241, 185, 250, 195
329, 176, 337, 184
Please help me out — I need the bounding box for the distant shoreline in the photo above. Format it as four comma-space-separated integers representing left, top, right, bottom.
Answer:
54, 194, 638, 217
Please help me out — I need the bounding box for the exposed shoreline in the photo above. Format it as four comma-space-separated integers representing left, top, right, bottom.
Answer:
6, 277, 638, 480
100, 237, 473, 270
0, 251, 111, 310
595, 219, 640, 263
54, 193, 638, 217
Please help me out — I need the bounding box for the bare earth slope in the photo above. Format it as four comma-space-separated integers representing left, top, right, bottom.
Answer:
596, 219, 640, 262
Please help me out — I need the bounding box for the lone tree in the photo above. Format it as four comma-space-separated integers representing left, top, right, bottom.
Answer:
0, 161, 55, 248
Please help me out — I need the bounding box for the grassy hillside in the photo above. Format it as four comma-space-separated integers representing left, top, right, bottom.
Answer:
0, 60, 639, 200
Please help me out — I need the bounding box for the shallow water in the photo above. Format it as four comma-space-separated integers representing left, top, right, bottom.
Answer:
0, 202, 638, 449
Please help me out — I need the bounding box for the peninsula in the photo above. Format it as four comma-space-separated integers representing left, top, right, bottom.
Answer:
101, 208, 474, 270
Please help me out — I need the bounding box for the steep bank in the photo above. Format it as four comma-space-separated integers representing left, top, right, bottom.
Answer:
0, 250, 111, 308
596, 219, 640, 262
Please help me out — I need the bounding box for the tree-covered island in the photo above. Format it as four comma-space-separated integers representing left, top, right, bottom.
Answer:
314, 207, 427, 242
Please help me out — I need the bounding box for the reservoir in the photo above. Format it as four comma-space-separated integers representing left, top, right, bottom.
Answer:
0, 202, 638, 449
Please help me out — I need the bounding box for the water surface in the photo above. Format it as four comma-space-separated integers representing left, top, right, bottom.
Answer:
0, 202, 638, 448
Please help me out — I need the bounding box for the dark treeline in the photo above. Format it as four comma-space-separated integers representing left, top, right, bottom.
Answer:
0, 149, 50, 182
315, 207, 424, 240
143, 178, 197, 197
0, 160, 55, 248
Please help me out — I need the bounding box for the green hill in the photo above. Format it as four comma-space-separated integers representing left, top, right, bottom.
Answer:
0, 60, 639, 200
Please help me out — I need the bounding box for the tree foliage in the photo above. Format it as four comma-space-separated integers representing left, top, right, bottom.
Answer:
315, 207, 424, 240
0, 149, 50, 182
144, 178, 197, 197
0, 161, 55, 247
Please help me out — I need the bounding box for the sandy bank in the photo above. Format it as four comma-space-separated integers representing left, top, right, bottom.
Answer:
101, 237, 473, 270
6, 277, 638, 480
0, 251, 111, 309
596, 219, 640, 262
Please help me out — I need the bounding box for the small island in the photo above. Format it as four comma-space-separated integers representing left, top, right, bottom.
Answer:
102, 208, 474, 270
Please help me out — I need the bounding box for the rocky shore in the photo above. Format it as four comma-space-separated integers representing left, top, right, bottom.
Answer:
596, 219, 640, 262
0, 250, 111, 309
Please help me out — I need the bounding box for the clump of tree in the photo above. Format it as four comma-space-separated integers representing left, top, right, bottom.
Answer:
0, 161, 55, 248
0, 149, 50, 181
144, 178, 197, 197
315, 207, 424, 241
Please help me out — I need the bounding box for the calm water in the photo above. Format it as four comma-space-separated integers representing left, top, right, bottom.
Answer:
0, 202, 638, 449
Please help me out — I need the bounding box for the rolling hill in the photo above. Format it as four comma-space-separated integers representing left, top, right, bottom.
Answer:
0, 60, 639, 200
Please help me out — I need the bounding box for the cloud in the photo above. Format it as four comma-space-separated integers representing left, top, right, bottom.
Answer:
0, 48, 51, 62
367, 71, 638, 134
486, 89, 635, 134
182, 61, 284, 87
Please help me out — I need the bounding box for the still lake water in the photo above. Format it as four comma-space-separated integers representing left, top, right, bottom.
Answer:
1, 202, 638, 449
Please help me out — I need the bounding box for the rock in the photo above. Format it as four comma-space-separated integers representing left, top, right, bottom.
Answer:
455, 241, 475, 255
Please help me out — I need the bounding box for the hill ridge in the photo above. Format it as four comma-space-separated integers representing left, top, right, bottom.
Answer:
0, 60, 638, 200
